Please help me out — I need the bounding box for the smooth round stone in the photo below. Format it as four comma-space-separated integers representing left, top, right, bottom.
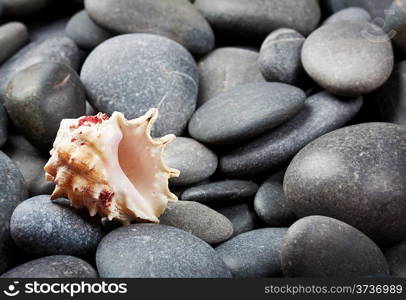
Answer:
164, 137, 218, 186
323, 0, 393, 18
195, 0, 320, 38
197, 47, 265, 106
0, 151, 28, 274
181, 180, 258, 206
0, 105, 8, 147
220, 91, 363, 177
385, 0, 406, 53
284, 123, 406, 244
10, 196, 104, 257
5, 62, 86, 152
281, 216, 389, 277
66, 10, 113, 50
189, 82, 306, 145
3, 135, 53, 196
323, 7, 372, 25
1, 255, 97, 278
85, 0, 214, 54
385, 240, 406, 278
254, 171, 296, 226
302, 22, 394, 97
216, 204, 258, 238
216, 228, 288, 278
0, 37, 80, 104
96, 224, 232, 278
0, 22, 28, 65
159, 201, 233, 244
2, 0, 50, 17
259, 29, 305, 84
81, 34, 198, 137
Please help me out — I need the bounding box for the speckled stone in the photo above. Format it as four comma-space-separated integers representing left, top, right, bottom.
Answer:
259, 29, 305, 84
254, 170, 296, 226
10, 196, 105, 256
385, 240, 406, 278
159, 201, 233, 244
323, 0, 393, 18
0, 37, 80, 104
284, 123, 406, 244
66, 10, 113, 50
281, 216, 389, 277
5, 62, 86, 152
0, 151, 28, 274
216, 228, 288, 278
81, 34, 198, 137
385, 0, 406, 53
189, 82, 305, 145
220, 91, 363, 177
3, 135, 54, 196
164, 137, 218, 186
323, 7, 372, 25
1, 255, 98, 278
197, 47, 265, 106
302, 22, 394, 97
0, 105, 8, 147
181, 180, 258, 206
216, 204, 258, 238
85, 0, 214, 54
96, 224, 232, 278
195, 0, 320, 38
2, 0, 50, 17
0, 22, 28, 65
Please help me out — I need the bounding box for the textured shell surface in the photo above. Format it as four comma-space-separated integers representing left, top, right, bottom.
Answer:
44, 109, 180, 224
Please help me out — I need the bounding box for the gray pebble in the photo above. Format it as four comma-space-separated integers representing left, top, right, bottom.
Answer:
323, 7, 372, 25
259, 29, 305, 84
96, 224, 232, 278
220, 91, 363, 177
284, 123, 406, 244
385, 240, 406, 278
164, 137, 218, 186
281, 216, 389, 277
189, 82, 305, 145
216, 228, 288, 278
216, 204, 258, 238
0, 105, 8, 147
1, 255, 98, 278
81, 34, 198, 137
160, 201, 233, 244
0, 22, 28, 65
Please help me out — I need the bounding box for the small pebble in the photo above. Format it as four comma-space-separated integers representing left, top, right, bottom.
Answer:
216, 204, 258, 238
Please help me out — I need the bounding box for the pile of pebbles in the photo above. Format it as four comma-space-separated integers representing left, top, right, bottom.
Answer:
0, 0, 406, 278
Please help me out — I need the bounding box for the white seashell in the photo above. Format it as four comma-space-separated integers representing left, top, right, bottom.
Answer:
44, 109, 180, 225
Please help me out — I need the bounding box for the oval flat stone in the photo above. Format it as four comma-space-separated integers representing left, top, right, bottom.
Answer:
164, 137, 218, 186
197, 47, 265, 106
216, 204, 258, 238
0, 151, 28, 274
220, 91, 363, 177
284, 123, 406, 244
216, 228, 288, 278
0, 22, 28, 65
0, 105, 8, 147
66, 10, 113, 50
85, 0, 214, 54
5, 62, 86, 152
195, 0, 320, 38
281, 216, 389, 277
0, 37, 80, 103
10, 196, 105, 257
259, 29, 305, 84
323, 7, 372, 25
96, 224, 231, 278
159, 201, 233, 244
189, 82, 306, 145
385, 240, 406, 278
1, 255, 98, 278
302, 22, 394, 97
81, 34, 198, 137
254, 171, 296, 226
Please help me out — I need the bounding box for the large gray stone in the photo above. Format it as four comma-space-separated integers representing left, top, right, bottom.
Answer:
0, 22, 28, 65
385, 240, 406, 278
81, 34, 198, 137
284, 123, 406, 244
96, 224, 232, 278
189, 82, 305, 145
281, 216, 389, 277
220, 91, 363, 177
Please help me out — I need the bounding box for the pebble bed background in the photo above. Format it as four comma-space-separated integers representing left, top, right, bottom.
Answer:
0, 0, 405, 279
